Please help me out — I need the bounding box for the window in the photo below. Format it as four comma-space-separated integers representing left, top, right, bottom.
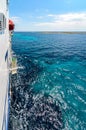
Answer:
0, 13, 3, 31
3, 15, 6, 29
0, 21, 2, 31
0, 13, 6, 32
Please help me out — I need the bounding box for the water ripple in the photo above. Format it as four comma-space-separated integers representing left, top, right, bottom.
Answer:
9, 32, 86, 130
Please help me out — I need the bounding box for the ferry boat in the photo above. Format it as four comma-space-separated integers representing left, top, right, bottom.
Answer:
0, 0, 14, 129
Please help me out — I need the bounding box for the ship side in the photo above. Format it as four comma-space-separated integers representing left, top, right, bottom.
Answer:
0, 0, 11, 129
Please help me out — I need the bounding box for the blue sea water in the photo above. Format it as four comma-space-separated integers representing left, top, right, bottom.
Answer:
9, 32, 86, 130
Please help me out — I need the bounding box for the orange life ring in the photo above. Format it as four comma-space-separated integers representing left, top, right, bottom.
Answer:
9, 19, 14, 31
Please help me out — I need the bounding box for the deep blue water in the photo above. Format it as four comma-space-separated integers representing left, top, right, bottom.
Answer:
9, 32, 86, 130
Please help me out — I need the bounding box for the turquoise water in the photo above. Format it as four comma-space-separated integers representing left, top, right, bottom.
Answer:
9, 32, 86, 130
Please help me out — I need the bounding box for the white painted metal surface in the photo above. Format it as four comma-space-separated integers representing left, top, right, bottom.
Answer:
0, 0, 10, 129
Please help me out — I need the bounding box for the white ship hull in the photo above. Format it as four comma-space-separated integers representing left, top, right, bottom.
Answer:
0, 0, 11, 129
